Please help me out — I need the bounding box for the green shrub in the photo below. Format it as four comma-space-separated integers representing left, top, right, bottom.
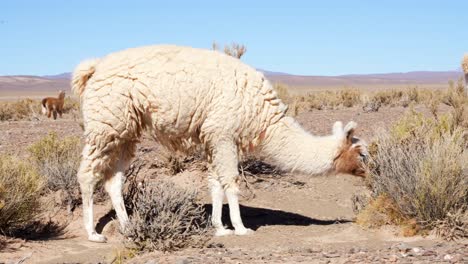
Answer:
28, 133, 82, 212
0, 155, 44, 233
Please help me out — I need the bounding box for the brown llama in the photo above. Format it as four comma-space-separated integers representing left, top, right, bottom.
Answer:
41, 90, 65, 119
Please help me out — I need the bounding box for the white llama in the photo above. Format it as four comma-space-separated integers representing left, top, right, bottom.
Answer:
72, 45, 368, 242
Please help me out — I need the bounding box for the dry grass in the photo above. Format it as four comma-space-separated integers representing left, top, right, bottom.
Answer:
356, 194, 408, 228
28, 133, 82, 212
0, 155, 44, 234
0, 97, 80, 121
0, 99, 41, 121
360, 87, 467, 239
212, 41, 246, 59
62, 96, 80, 114
155, 146, 207, 175
274, 82, 461, 116
124, 180, 210, 252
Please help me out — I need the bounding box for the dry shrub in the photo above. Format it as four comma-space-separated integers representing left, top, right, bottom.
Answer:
0, 235, 7, 250
363, 105, 467, 239
356, 194, 408, 228
212, 41, 247, 59
443, 78, 467, 129
370, 90, 404, 106
28, 133, 82, 212
62, 96, 80, 113
0, 99, 41, 121
274, 83, 291, 102
0, 155, 44, 234
156, 146, 206, 175
124, 180, 210, 252
156, 148, 189, 175
339, 88, 361, 107
434, 209, 468, 241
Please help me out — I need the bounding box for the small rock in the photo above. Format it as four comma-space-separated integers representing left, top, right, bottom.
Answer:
307, 247, 322, 253
176, 258, 190, 264
422, 250, 436, 256
444, 254, 453, 260
412, 247, 422, 254
388, 254, 399, 262
450, 254, 463, 263
396, 243, 412, 252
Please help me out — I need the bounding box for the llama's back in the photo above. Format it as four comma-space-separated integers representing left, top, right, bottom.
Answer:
77, 45, 287, 154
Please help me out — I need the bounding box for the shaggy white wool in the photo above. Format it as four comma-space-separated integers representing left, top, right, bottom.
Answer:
72, 45, 367, 242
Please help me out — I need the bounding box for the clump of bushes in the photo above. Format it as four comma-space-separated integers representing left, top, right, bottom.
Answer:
0, 97, 80, 121
28, 132, 82, 212
0, 155, 44, 234
359, 87, 467, 239
0, 99, 41, 121
63, 97, 80, 114
124, 180, 210, 252
274, 82, 457, 116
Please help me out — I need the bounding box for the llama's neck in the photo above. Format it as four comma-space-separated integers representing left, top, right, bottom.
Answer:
258, 117, 342, 175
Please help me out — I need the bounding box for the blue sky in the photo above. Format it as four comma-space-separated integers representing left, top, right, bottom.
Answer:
1, 0, 467, 76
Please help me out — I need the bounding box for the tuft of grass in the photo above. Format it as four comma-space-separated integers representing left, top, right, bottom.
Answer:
124, 180, 210, 252
0, 155, 44, 234
28, 132, 82, 212
356, 194, 409, 228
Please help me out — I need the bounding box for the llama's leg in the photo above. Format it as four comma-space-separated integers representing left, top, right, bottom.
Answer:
77, 151, 106, 242
212, 140, 253, 236
104, 169, 129, 231
47, 108, 51, 118
104, 144, 134, 232
208, 177, 233, 236
52, 110, 57, 120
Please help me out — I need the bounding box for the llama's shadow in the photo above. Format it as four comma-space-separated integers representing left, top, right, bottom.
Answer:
203, 204, 351, 230
95, 204, 351, 233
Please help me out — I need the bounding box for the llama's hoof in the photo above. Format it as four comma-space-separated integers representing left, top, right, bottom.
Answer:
234, 228, 254, 236
88, 232, 107, 243
214, 228, 234, 236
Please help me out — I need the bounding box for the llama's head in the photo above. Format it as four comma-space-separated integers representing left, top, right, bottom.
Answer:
58, 90, 66, 99
332, 121, 369, 177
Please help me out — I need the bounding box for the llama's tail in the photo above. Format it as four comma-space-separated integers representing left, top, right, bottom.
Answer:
71, 58, 101, 97
41, 98, 47, 115
462, 54, 468, 74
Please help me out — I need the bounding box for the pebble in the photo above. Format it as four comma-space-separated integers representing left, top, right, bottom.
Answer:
176, 258, 190, 264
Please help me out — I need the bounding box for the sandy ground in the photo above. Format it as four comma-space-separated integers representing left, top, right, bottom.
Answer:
0, 107, 466, 264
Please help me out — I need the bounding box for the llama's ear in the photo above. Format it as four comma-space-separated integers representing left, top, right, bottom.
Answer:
332, 121, 343, 136
344, 121, 357, 141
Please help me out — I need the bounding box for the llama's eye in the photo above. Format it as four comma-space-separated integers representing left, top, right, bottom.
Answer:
359, 153, 368, 163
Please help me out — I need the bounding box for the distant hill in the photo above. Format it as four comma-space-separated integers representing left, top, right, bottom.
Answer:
0, 70, 463, 99
42, 72, 72, 79
264, 71, 463, 87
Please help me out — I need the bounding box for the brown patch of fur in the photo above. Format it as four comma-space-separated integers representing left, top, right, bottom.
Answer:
42, 91, 65, 120
333, 129, 367, 177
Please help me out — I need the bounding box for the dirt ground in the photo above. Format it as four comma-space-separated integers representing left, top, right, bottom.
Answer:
0, 106, 466, 264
